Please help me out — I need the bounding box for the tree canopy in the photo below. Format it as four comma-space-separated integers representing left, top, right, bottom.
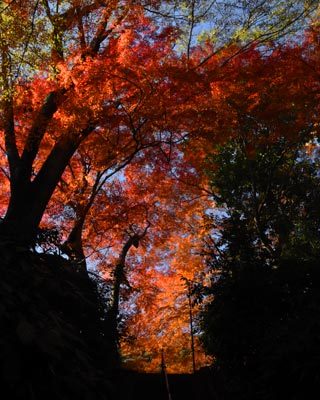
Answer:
0, 0, 320, 393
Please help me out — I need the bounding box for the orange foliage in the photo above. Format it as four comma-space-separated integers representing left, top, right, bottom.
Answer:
1, 1, 320, 373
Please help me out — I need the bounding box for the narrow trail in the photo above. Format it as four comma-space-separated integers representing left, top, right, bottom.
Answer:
115, 370, 217, 400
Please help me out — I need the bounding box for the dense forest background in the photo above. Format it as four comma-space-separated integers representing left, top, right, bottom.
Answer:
0, 1, 320, 399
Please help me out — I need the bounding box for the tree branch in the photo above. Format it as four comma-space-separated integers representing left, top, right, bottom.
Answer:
0, 43, 20, 178
21, 88, 67, 179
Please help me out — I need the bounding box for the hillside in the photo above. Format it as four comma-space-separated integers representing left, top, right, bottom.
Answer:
0, 244, 117, 399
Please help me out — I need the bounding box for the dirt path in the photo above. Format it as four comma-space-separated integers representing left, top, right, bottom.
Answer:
114, 370, 217, 400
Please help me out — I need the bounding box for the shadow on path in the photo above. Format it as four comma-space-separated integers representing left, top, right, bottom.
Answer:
114, 369, 217, 400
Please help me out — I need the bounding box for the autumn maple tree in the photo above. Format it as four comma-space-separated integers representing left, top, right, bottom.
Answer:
109, 156, 211, 372
0, 0, 319, 380
119, 24, 320, 372
0, 0, 184, 244
0, 0, 317, 243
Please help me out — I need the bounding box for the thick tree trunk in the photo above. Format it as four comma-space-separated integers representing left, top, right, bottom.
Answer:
0, 132, 85, 245
0, 180, 38, 244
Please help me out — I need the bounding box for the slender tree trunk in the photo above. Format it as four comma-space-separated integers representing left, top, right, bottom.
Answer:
108, 225, 149, 340
187, 280, 196, 374
62, 171, 106, 272
109, 235, 140, 342
109, 261, 124, 342
161, 349, 172, 400
62, 216, 88, 274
